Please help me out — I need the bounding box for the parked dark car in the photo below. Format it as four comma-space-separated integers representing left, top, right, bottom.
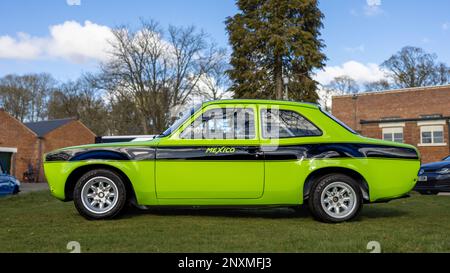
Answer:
415, 156, 450, 195
0, 162, 20, 196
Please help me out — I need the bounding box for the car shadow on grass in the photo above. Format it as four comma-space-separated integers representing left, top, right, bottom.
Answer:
121, 205, 408, 220
122, 206, 310, 219
360, 206, 409, 219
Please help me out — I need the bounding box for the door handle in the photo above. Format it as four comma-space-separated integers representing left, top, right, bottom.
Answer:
245, 147, 264, 159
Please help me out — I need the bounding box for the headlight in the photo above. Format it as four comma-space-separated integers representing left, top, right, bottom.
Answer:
418, 169, 425, 175
437, 168, 450, 174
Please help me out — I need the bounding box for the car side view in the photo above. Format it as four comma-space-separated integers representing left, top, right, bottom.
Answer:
44, 100, 420, 223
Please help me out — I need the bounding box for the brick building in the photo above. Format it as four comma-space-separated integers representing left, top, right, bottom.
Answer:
0, 109, 95, 182
332, 85, 450, 163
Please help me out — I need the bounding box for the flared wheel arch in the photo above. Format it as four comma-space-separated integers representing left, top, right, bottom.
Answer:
303, 167, 370, 202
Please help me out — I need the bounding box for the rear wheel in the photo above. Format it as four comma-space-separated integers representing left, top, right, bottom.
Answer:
308, 173, 363, 223
73, 169, 127, 220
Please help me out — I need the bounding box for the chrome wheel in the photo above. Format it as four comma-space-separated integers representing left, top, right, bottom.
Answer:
320, 182, 357, 219
81, 176, 118, 214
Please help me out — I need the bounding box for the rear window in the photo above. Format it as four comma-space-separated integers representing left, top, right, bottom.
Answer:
260, 108, 322, 139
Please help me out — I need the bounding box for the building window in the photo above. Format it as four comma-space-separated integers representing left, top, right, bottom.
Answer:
420, 125, 445, 145
382, 127, 404, 143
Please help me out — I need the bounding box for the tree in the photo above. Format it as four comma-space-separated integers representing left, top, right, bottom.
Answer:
95, 20, 223, 134
319, 75, 359, 111
47, 78, 110, 135
0, 73, 55, 122
194, 52, 232, 101
0, 75, 32, 122
381, 46, 450, 88
226, 0, 326, 101
325, 75, 359, 95
364, 79, 390, 92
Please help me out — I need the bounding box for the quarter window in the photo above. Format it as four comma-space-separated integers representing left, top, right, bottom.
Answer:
382, 127, 404, 143
180, 107, 255, 140
260, 108, 321, 139
420, 125, 444, 144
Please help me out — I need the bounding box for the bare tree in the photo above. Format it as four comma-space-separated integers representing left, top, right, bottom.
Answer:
95, 20, 224, 134
0, 75, 32, 122
364, 79, 390, 92
382, 46, 450, 88
325, 75, 359, 95
48, 78, 109, 135
194, 49, 231, 101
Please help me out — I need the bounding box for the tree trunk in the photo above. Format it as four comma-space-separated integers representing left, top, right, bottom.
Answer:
274, 55, 283, 100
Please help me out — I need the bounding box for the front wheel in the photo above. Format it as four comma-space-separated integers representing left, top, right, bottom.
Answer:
308, 173, 363, 223
73, 169, 127, 220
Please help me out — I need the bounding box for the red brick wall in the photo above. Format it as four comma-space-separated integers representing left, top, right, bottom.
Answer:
37, 120, 96, 181
332, 86, 450, 163
0, 110, 96, 182
42, 120, 96, 153
0, 109, 38, 179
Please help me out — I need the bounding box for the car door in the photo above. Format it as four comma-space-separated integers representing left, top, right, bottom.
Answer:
258, 105, 324, 203
155, 104, 264, 199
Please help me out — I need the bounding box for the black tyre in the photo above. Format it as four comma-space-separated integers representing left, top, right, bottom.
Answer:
308, 173, 363, 223
73, 169, 127, 220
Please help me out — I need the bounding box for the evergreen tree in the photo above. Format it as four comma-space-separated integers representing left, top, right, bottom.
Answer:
226, 0, 326, 102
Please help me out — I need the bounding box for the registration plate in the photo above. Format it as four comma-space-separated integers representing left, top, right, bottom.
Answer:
418, 176, 428, 182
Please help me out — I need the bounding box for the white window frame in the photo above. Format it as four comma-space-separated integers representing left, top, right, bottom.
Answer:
382, 127, 404, 143
418, 123, 446, 146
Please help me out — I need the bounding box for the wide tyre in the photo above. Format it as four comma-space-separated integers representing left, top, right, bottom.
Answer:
308, 173, 363, 223
73, 169, 127, 220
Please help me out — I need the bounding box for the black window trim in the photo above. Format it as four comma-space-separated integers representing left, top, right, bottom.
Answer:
259, 107, 323, 140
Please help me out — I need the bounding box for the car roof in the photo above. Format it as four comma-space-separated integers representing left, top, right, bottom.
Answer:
202, 99, 320, 109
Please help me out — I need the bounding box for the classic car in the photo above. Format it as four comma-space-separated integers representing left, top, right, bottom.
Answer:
44, 100, 420, 223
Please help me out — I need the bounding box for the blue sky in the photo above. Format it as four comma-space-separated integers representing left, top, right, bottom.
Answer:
0, 0, 449, 85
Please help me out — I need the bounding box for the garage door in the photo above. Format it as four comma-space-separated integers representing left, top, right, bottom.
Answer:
0, 152, 12, 174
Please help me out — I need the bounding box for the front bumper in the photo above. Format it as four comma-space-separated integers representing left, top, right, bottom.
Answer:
414, 173, 450, 192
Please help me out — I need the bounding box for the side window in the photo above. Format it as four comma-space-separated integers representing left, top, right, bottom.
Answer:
180, 107, 255, 140
261, 108, 322, 139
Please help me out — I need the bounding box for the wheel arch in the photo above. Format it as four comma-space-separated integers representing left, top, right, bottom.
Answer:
64, 164, 136, 202
303, 167, 370, 202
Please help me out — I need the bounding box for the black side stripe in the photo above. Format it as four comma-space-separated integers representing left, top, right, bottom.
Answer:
45, 143, 418, 162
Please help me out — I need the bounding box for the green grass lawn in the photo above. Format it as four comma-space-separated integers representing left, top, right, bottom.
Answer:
1, 190, 450, 253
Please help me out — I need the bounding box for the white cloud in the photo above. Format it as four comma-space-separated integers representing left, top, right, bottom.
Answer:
344, 44, 365, 53
364, 0, 383, 16
66, 0, 81, 6
367, 0, 381, 6
0, 33, 46, 59
47, 21, 113, 62
314, 60, 388, 110
442, 22, 449, 31
421, 37, 432, 44
314, 60, 385, 86
0, 20, 113, 63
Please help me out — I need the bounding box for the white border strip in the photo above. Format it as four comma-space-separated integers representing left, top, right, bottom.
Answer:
0, 147, 17, 153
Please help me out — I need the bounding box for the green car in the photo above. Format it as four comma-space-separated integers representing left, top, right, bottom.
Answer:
44, 99, 420, 223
